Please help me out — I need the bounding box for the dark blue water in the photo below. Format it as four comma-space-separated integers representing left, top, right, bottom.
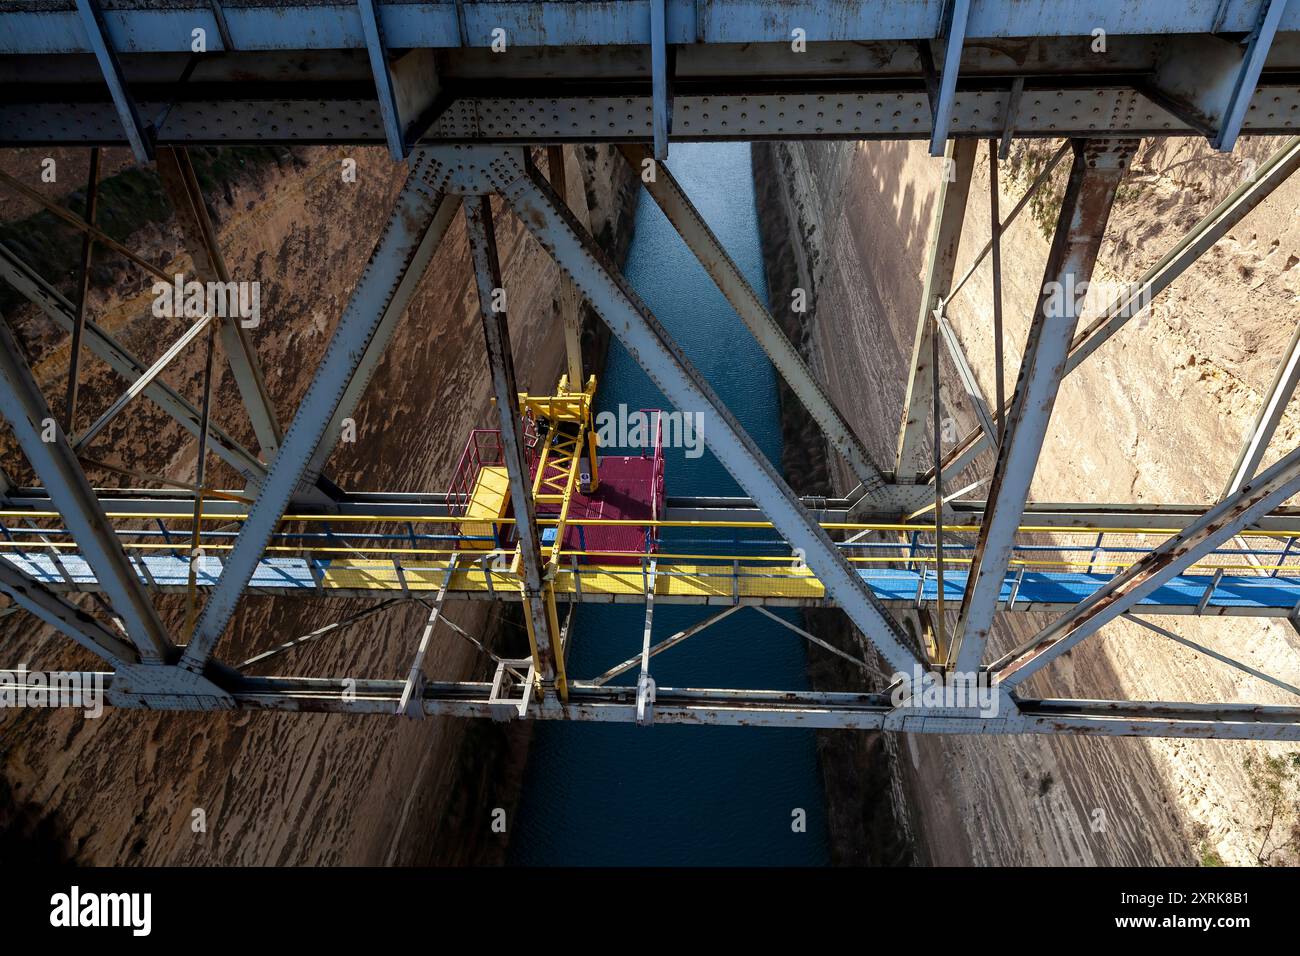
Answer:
509, 144, 830, 866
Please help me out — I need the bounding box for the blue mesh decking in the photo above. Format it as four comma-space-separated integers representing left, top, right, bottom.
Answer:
8, 547, 1300, 614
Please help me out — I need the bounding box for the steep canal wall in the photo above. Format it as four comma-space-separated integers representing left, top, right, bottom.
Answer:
754, 136, 1300, 866
0, 145, 638, 865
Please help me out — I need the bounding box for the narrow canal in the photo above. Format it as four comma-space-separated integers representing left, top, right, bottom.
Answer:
509, 143, 831, 865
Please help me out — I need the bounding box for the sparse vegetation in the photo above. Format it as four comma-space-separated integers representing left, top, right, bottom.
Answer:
1190, 822, 1224, 867
1003, 139, 1070, 241
1003, 139, 1148, 241
1242, 750, 1300, 866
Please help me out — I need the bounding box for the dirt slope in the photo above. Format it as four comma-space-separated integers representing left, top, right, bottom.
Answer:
756, 134, 1300, 866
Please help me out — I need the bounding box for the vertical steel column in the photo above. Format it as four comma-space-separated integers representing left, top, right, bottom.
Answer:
649, 0, 670, 160
0, 316, 171, 662
546, 145, 586, 389
489, 152, 921, 677
952, 139, 1135, 673
64, 147, 100, 435
180, 153, 448, 672
1223, 316, 1300, 496
619, 143, 886, 499
463, 195, 567, 699
896, 138, 976, 481
995, 442, 1300, 688
930, 308, 948, 658
183, 318, 218, 639
987, 138, 1006, 443
155, 147, 284, 463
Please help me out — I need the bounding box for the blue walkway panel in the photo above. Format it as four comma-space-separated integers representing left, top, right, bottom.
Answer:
8, 550, 1300, 617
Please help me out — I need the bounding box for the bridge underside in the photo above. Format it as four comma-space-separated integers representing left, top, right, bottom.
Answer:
2, 2, 1300, 737
3, 3, 1300, 153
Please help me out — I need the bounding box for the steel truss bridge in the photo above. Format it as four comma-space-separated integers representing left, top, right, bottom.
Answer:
2, 1, 1300, 738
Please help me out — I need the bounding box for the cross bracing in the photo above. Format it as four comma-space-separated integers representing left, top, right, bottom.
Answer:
0, 2, 1299, 736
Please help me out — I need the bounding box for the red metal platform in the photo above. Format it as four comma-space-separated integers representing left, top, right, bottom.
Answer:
550, 453, 665, 564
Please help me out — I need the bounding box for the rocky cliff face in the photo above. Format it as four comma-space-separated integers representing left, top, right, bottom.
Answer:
755, 135, 1300, 866
0, 144, 637, 864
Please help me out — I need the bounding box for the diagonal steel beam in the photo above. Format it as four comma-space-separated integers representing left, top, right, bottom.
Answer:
395, 557, 455, 715
938, 135, 1300, 485
0, 315, 171, 661
1123, 613, 1300, 699
179, 154, 449, 673
928, 0, 970, 156
755, 605, 871, 671
619, 143, 886, 499
299, 191, 461, 494
486, 150, 921, 676
0, 242, 267, 484
64, 147, 100, 435
0, 557, 137, 667
952, 139, 1136, 673
636, 558, 656, 723
946, 140, 1071, 304
463, 194, 566, 697
155, 147, 285, 462
357, 0, 407, 160
1224, 315, 1300, 497
72, 313, 215, 453
73, 0, 152, 163
587, 604, 741, 686
1214, 0, 1288, 151
935, 308, 997, 449
994, 442, 1300, 689
896, 137, 977, 481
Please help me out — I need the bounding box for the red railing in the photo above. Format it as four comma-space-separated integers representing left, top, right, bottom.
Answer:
445, 418, 539, 518
641, 409, 666, 552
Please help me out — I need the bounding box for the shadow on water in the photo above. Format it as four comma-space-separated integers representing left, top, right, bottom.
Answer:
509, 143, 830, 866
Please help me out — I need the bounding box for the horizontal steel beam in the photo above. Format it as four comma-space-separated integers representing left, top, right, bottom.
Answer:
3, 84, 1297, 147
12, 489, 1300, 533
4, 3, 1299, 54
18, 569, 1300, 620
12, 669, 1300, 738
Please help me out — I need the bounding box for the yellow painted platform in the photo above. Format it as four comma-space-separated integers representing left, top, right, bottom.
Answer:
317, 557, 827, 601
459, 465, 510, 550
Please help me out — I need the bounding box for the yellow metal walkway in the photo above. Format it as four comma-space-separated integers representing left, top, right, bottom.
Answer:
458, 464, 510, 550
